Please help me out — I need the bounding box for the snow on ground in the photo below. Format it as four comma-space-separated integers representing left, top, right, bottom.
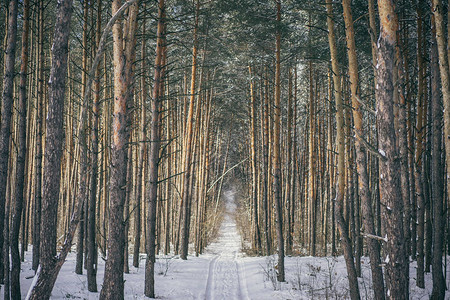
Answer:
4, 189, 450, 299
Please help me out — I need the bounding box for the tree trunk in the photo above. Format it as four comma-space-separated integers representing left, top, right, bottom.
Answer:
249, 65, 262, 254
430, 19, 445, 300
430, 1, 449, 298
342, 0, 385, 297
99, 0, 137, 298
376, 1, 408, 298
325, 3, 360, 299
10, 0, 30, 298
144, 0, 165, 296
75, 0, 90, 275
180, 0, 199, 261
0, 0, 18, 284
32, 0, 45, 272
416, 0, 426, 287
26, 0, 73, 298
133, 7, 147, 268
86, 0, 102, 291
273, 0, 285, 282
262, 69, 271, 255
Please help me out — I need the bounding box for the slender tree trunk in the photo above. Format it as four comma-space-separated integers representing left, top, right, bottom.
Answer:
326, 3, 360, 299
144, 0, 165, 296
32, 0, 44, 272
430, 18, 445, 299
180, 0, 199, 260
262, 70, 271, 255
10, 0, 30, 298
249, 65, 262, 254
86, 0, 102, 291
75, 0, 90, 276
342, 0, 385, 297
286, 68, 293, 256
416, 0, 426, 287
134, 12, 147, 267
376, 1, 408, 298
308, 59, 316, 257
0, 0, 18, 284
430, 1, 449, 298
273, 0, 284, 282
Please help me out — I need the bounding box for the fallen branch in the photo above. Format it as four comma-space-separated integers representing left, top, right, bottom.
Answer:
362, 232, 388, 243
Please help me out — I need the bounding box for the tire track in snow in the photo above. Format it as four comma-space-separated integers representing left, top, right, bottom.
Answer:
204, 189, 249, 300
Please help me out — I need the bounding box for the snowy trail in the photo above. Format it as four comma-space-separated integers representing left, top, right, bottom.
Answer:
204, 189, 249, 300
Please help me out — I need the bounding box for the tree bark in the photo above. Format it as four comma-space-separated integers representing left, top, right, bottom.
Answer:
249, 65, 262, 254
99, 0, 138, 298
32, 0, 45, 272
86, 0, 102, 291
0, 0, 18, 284
430, 1, 449, 298
26, 0, 74, 298
144, 0, 165, 296
416, 0, 426, 287
10, 0, 30, 298
326, 2, 360, 299
342, 0, 385, 297
273, 0, 285, 282
376, 0, 408, 298
430, 21, 445, 300
180, 0, 200, 261
133, 6, 147, 268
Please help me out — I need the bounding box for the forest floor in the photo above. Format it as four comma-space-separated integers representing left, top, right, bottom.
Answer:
7, 189, 450, 299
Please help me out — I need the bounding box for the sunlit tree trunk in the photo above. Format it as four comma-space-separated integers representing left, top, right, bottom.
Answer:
326, 2, 360, 299
100, 1, 138, 298
342, 0, 384, 297
180, 0, 200, 260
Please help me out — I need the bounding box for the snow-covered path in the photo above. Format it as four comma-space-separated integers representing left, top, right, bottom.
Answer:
204, 190, 249, 300
9, 188, 449, 299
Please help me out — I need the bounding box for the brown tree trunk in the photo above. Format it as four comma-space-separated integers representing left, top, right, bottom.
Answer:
10, 0, 30, 298
273, 0, 284, 282
376, 0, 408, 298
286, 68, 294, 256
262, 69, 271, 255
416, 0, 426, 287
430, 1, 449, 298
326, 3, 360, 299
430, 18, 445, 300
26, 0, 74, 298
342, 0, 385, 297
180, 0, 199, 260
144, 0, 165, 296
134, 11, 147, 267
100, 1, 138, 298
86, 0, 102, 291
249, 65, 262, 254
75, 0, 90, 276
0, 0, 18, 284
32, 0, 45, 272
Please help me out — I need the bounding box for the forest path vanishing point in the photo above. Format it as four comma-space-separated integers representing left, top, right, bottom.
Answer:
204, 189, 250, 300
